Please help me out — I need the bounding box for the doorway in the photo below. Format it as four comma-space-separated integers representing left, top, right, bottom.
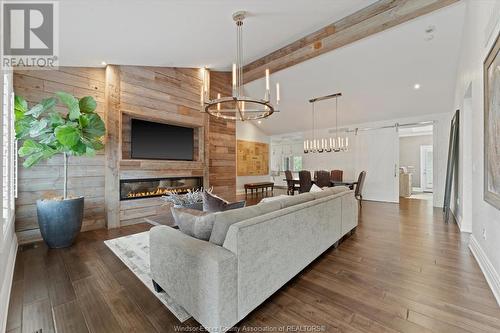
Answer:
420, 145, 433, 192
398, 125, 433, 202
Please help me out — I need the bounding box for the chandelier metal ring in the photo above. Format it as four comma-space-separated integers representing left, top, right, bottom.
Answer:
201, 11, 280, 121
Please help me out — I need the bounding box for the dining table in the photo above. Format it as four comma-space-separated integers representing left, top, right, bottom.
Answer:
331, 180, 358, 190
283, 179, 358, 190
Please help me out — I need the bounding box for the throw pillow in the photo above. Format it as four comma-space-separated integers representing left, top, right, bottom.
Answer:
202, 190, 246, 212
310, 184, 323, 192
170, 207, 215, 241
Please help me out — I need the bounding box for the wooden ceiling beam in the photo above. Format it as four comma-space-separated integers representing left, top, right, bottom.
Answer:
243, 0, 460, 83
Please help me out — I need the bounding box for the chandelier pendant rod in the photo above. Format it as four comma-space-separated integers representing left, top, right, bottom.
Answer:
202, 11, 279, 121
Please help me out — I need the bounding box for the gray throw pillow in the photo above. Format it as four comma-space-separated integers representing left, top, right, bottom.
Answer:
202, 191, 246, 212
170, 207, 215, 241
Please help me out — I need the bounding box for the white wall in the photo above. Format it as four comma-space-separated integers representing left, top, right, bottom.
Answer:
272, 112, 452, 207
235, 122, 271, 194
453, 0, 500, 305
0, 71, 18, 333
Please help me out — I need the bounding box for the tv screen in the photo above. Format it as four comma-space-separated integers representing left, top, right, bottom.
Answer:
131, 119, 194, 161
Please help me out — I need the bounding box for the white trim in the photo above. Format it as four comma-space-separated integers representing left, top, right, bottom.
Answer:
469, 235, 500, 306
420, 145, 433, 191
0, 233, 18, 333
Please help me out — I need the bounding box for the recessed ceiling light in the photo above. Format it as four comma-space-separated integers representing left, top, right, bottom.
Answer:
414, 83, 421, 90
101, 61, 107, 66
257, 120, 262, 124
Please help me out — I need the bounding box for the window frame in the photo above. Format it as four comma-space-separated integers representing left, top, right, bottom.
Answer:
1, 70, 16, 242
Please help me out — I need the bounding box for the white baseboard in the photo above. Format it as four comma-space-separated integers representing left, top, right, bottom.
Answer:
0, 234, 18, 333
469, 235, 500, 306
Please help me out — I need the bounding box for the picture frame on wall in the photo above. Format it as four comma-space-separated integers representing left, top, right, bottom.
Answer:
484, 32, 500, 210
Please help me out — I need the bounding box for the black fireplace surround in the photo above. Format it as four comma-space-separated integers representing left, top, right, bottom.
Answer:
120, 177, 203, 200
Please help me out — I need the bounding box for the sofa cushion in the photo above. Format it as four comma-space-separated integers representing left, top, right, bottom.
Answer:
171, 207, 215, 241
203, 191, 246, 212
209, 203, 278, 246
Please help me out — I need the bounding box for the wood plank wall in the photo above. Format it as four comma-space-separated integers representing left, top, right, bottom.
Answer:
116, 66, 209, 226
208, 72, 236, 202
14, 66, 237, 243
13, 68, 107, 244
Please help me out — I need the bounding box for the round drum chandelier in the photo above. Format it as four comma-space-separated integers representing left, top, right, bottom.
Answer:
201, 11, 280, 121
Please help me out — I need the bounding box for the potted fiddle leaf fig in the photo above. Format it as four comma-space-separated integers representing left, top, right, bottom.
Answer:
15, 92, 105, 248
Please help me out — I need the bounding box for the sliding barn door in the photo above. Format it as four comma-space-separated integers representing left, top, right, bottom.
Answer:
355, 128, 399, 203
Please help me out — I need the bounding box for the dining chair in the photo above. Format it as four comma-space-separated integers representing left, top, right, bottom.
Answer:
285, 170, 299, 195
355, 171, 367, 207
298, 170, 312, 193
330, 169, 343, 182
316, 170, 331, 188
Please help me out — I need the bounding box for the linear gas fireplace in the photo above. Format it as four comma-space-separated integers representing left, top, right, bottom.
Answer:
120, 177, 203, 200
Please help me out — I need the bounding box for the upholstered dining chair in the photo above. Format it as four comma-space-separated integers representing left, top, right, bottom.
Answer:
316, 170, 331, 188
298, 170, 312, 193
330, 169, 343, 182
285, 170, 300, 195
355, 171, 367, 207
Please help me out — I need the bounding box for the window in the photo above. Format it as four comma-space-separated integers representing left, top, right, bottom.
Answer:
292, 156, 303, 172
1, 71, 15, 238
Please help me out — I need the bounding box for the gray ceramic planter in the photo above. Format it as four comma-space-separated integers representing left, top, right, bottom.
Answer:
36, 197, 84, 248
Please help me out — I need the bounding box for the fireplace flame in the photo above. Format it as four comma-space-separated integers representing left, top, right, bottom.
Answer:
126, 187, 194, 199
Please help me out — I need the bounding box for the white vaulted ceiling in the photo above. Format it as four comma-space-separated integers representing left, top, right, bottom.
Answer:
58, 0, 378, 68
245, 2, 466, 135
58, 0, 466, 135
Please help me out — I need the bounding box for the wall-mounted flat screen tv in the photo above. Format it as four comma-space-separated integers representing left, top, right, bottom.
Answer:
131, 119, 194, 161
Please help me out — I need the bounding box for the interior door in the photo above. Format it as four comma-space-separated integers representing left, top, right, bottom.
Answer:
355, 127, 399, 203
421, 145, 433, 191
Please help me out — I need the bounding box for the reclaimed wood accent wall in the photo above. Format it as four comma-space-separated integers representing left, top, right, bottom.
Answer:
13, 68, 107, 244
208, 72, 236, 201
237, 140, 270, 176
14, 66, 237, 243
114, 66, 209, 226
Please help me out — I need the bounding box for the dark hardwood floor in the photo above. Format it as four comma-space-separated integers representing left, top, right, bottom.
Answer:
6, 196, 500, 333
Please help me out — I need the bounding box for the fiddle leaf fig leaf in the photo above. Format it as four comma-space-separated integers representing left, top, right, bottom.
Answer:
79, 96, 97, 113
25, 97, 57, 118
48, 112, 65, 128
15, 116, 34, 139
14, 96, 28, 120
15, 95, 28, 113
14, 92, 106, 169
23, 152, 44, 168
18, 139, 44, 157
82, 113, 105, 137
79, 114, 89, 127
29, 118, 49, 137
56, 91, 80, 120
55, 125, 80, 148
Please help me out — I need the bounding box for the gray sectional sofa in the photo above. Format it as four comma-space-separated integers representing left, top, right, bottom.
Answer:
150, 186, 358, 332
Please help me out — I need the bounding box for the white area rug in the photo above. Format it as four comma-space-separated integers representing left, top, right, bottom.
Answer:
104, 231, 191, 322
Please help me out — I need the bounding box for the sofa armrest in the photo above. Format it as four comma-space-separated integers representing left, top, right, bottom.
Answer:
150, 226, 238, 331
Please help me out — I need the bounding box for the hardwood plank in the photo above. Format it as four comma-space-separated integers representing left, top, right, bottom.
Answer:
22, 299, 55, 333
52, 300, 89, 333
6, 281, 23, 332
72, 276, 123, 333
46, 251, 77, 307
